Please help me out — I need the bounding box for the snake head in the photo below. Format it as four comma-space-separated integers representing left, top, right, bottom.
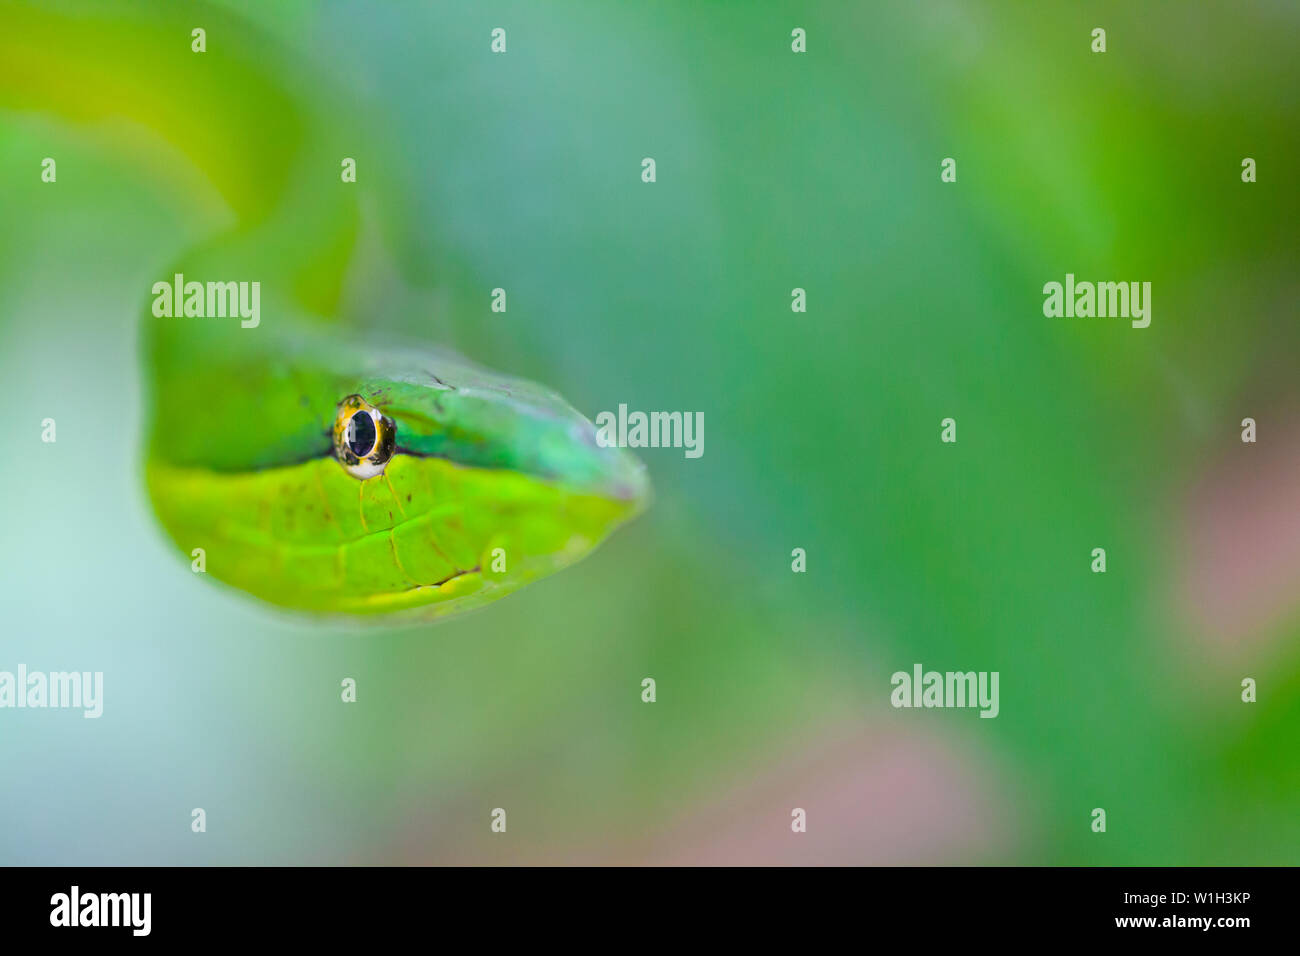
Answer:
146, 350, 650, 621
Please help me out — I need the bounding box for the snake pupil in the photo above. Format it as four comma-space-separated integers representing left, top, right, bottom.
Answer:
346, 411, 377, 457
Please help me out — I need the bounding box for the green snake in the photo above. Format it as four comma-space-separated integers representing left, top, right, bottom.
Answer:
3, 1, 649, 620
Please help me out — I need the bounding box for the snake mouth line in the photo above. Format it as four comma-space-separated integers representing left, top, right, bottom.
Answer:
401, 563, 482, 593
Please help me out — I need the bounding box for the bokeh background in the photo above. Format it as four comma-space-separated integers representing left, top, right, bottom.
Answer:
1, 0, 1298, 864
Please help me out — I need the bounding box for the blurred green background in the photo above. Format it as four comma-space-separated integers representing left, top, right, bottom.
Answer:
1, 0, 1297, 864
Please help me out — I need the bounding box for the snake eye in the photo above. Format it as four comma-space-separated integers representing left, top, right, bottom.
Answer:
333, 395, 395, 479
345, 411, 377, 458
